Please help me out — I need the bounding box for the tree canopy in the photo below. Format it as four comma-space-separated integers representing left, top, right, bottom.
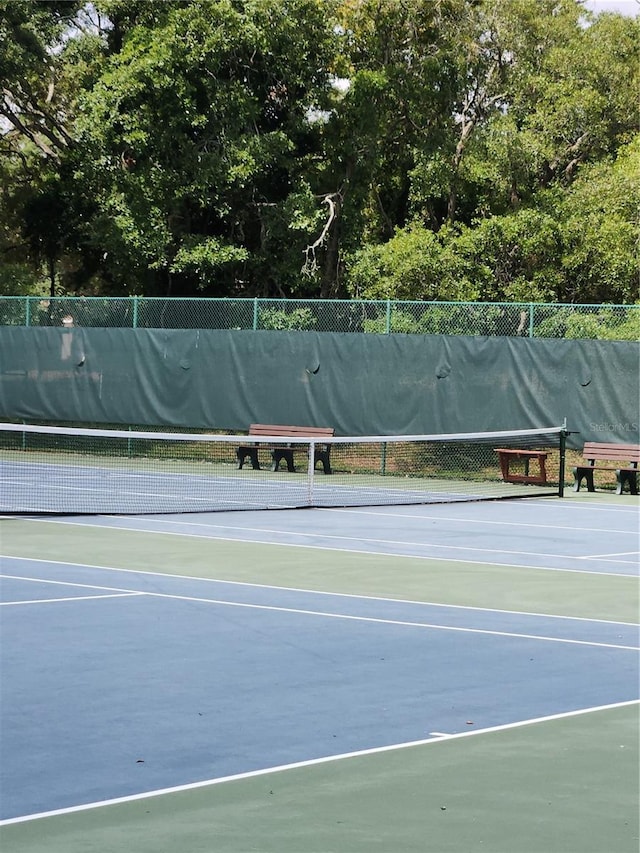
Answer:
1, 0, 638, 303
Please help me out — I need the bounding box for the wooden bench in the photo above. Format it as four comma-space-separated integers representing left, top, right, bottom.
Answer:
495, 448, 548, 485
236, 425, 334, 474
573, 442, 639, 495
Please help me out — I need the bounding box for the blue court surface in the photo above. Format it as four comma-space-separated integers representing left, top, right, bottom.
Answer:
0, 494, 638, 852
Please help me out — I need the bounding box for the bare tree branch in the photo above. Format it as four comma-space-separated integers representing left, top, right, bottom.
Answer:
302, 194, 340, 277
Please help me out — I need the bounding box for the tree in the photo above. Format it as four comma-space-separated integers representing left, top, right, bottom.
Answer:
71, 0, 339, 296
408, 1, 639, 226
312, 0, 466, 293
345, 224, 474, 302
555, 137, 640, 304
0, 0, 110, 294
344, 138, 640, 307
0, 0, 83, 162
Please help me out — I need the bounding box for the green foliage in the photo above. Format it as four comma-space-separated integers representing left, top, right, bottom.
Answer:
361, 303, 525, 336
362, 310, 416, 335
170, 238, 249, 287
0, 264, 44, 297
346, 225, 474, 301
258, 307, 317, 330
535, 307, 640, 341
346, 208, 565, 304
67, 0, 339, 295
452, 209, 564, 302
554, 138, 640, 303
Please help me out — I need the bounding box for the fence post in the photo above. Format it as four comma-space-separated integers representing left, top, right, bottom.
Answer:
253, 297, 259, 330
25, 297, 31, 327
132, 296, 139, 328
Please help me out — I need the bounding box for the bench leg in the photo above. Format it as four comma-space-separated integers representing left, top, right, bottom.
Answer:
237, 447, 260, 470
616, 470, 638, 496
573, 466, 595, 492
271, 449, 295, 472
497, 453, 510, 481
538, 456, 548, 485
314, 449, 332, 475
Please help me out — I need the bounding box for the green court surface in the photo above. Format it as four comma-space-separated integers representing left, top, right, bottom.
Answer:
1, 492, 638, 853
1, 703, 637, 853
0, 515, 638, 622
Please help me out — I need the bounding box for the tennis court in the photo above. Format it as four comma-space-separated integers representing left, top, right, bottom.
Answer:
0, 488, 638, 852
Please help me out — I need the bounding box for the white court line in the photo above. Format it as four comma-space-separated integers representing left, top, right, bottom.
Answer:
99, 513, 637, 547
2, 573, 637, 651
579, 551, 639, 560
534, 500, 639, 514
0, 592, 143, 607
0, 480, 217, 503
319, 506, 636, 535
2, 517, 637, 578
1, 574, 150, 594
2, 555, 637, 626
1, 699, 637, 827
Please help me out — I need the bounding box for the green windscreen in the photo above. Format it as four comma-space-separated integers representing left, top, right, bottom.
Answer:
0, 328, 637, 449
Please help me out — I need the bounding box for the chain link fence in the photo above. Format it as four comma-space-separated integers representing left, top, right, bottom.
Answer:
1, 296, 638, 339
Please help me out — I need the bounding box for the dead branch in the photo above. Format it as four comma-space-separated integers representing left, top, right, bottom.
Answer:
302, 195, 339, 276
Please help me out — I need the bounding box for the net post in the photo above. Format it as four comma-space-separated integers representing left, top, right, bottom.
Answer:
558, 421, 568, 497
307, 439, 316, 504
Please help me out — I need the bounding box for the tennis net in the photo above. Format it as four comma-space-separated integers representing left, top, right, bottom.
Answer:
0, 422, 567, 515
